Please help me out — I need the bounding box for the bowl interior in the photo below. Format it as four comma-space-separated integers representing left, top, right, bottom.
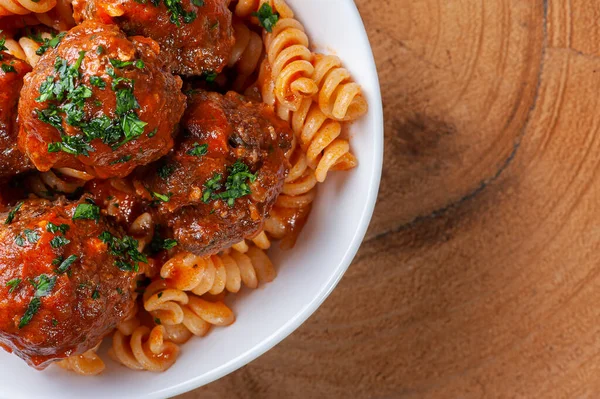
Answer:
0, 1, 383, 397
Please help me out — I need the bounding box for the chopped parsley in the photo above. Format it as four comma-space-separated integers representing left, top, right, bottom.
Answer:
35, 32, 66, 56
56, 254, 77, 274
253, 3, 280, 33
1, 63, 16, 73
154, 317, 162, 325
148, 128, 158, 138
192, 0, 204, 5
19, 275, 57, 328
187, 143, 208, 157
96, 46, 104, 55
116, 287, 123, 295
89, 76, 105, 89
99, 231, 147, 272
110, 155, 132, 165
0, 35, 7, 52
6, 278, 21, 293
72, 203, 100, 221
152, 191, 172, 202
157, 163, 176, 179
162, 0, 198, 26
91, 288, 100, 299
52, 319, 58, 326
149, 229, 178, 254
203, 161, 257, 206
14, 235, 25, 247
50, 235, 70, 248
19, 298, 41, 329
24, 229, 40, 244
46, 222, 69, 234
5, 202, 23, 224
202, 71, 217, 82
36, 51, 147, 156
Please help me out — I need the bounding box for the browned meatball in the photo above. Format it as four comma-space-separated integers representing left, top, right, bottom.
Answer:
18, 21, 186, 179
73, 0, 234, 76
137, 90, 292, 256
0, 197, 143, 369
0, 48, 33, 179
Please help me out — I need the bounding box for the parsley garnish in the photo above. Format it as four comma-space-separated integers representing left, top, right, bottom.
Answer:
154, 317, 162, 325
89, 76, 105, 89
149, 229, 178, 254
162, 0, 198, 26
46, 222, 69, 234
110, 155, 132, 165
56, 254, 77, 274
18, 275, 57, 328
157, 163, 176, 179
202, 71, 217, 82
96, 46, 104, 55
35, 32, 66, 56
99, 231, 147, 272
1, 63, 16, 73
24, 229, 40, 244
50, 235, 70, 248
91, 288, 100, 299
253, 3, 280, 33
0, 35, 7, 52
148, 128, 158, 138
152, 191, 172, 202
187, 143, 208, 157
202, 161, 257, 206
6, 278, 21, 293
72, 203, 100, 221
5, 202, 23, 224
19, 298, 41, 329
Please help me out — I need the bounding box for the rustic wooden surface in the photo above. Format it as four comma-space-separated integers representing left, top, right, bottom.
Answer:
179, 0, 600, 397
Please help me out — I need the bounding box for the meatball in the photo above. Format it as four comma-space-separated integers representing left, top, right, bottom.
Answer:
73, 0, 234, 76
0, 49, 33, 179
0, 198, 142, 369
18, 21, 187, 179
137, 90, 292, 256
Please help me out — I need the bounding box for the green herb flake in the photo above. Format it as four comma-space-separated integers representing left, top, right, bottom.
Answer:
50, 235, 70, 248
72, 203, 100, 222
5, 202, 23, 224
24, 229, 40, 244
157, 163, 176, 179
99, 231, 147, 272
56, 254, 78, 274
110, 155, 132, 165
89, 76, 106, 89
152, 191, 172, 202
35, 32, 66, 56
187, 143, 208, 157
19, 298, 41, 329
46, 222, 70, 235
14, 235, 25, 247
91, 288, 100, 299
6, 278, 21, 294
202, 161, 257, 206
154, 317, 162, 325
1, 63, 16, 73
253, 3, 280, 33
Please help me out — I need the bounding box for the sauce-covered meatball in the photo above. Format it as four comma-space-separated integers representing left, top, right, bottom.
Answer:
0, 48, 33, 179
18, 21, 186, 179
137, 90, 292, 256
0, 198, 143, 369
73, 0, 234, 76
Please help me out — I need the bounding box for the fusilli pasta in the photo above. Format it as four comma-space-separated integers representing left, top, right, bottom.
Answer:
56, 345, 105, 376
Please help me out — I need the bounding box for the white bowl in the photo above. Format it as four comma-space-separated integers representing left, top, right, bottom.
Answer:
0, 1, 383, 397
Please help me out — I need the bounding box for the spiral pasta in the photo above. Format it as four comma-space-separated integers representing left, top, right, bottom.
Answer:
228, 20, 263, 92
160, 246, 276, 296
110, 324, 179, 372
233, 0, 317, 111
26, 168, 94, 198
56, 345, 105, 376
0, 0, 74, 30
312, 54, 368, 122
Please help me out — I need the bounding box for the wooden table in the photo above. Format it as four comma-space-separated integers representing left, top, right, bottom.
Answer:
180, 1, 600, 397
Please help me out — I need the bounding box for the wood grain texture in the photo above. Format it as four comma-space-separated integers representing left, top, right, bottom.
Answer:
179, 0, 600, 397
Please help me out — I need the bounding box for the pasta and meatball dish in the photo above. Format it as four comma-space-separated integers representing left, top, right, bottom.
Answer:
0, 0, 367, 375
